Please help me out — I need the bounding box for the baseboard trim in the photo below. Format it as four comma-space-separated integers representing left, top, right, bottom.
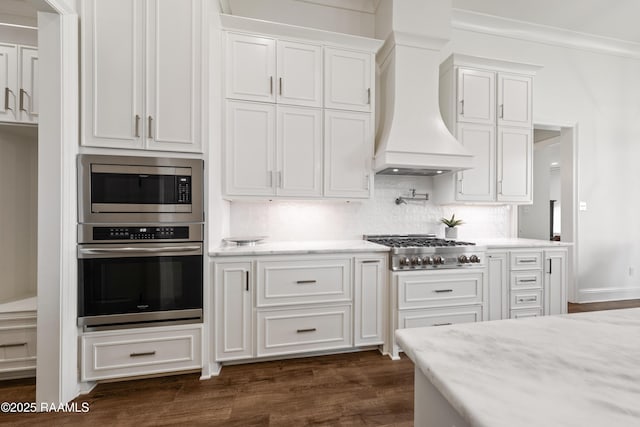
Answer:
577, 287, 640, 303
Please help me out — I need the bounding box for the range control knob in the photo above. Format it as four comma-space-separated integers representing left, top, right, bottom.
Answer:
400, 257, 411, 266
433, 256, 444, 265
411, 257, 423, 266
469, 255, 480, 263
458, 255, 469, 264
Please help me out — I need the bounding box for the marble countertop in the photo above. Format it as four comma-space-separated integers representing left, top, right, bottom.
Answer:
477, 238, 571, 249
0, 296, 37, 313
209, 240, 389, 256
396, 309, 640, 427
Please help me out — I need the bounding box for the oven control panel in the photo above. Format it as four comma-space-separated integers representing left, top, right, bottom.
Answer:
93, 226, 190, 241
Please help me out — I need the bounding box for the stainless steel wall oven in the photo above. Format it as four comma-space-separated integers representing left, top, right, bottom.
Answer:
77, 155, 204, 331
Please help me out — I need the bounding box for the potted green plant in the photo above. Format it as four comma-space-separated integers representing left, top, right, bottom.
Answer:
441, 214, 463, 239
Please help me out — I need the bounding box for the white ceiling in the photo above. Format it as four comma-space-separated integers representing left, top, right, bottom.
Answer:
453, 0, 640, 44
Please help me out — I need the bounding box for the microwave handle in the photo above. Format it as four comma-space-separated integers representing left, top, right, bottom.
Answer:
79, 245, 202, 256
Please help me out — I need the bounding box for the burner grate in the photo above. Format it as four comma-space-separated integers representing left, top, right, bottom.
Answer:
364, 235, 476, 248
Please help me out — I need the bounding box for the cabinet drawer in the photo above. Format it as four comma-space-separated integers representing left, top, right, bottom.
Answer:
397, 271, 484, 309
511, 289, 543, 309
257, 258, 351, 307
257, 305, 351, 356
398, 305, 482, 329
0, 326, 37, 372
510, 308, 543, 319
81, 325, 202, 381
510, 271, 542, 289
510, 251, 543, 270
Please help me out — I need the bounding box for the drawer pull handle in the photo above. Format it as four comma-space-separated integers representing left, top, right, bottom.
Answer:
130, 351, 156, 358
296, 280, 317, 284
0, 342, 27, 348
362, 260, 380, 264
433, 322, 452, 327
518, 279, 537, 283
296, 328, 317, 333
434, 289, 453, 293
518, 297, 537, 303
519, 259, 537, 263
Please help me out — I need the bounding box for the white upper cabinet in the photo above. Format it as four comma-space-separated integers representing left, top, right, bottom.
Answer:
497, 127, 532, 202
277, 41, 322, 107
0, 42, 38, 125
225, 34, 322, 107
324, 48, 372, 112
225, 33, 276, 103
277, 106, 323, 197
18, 46, 38, 123
457, 68, 495, 125
455, 123, 496, 202
225, 100, 276, 196
324, 110, 372, 198
82, 0, 203, 152
498, 73, 532, 128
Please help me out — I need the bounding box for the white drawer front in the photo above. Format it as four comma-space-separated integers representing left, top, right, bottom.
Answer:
82, 326, 202, 381
257, 258, 351, 307
510, 271, 542, 289
510, 251, 543, 270
511, 289, 543, 309
257, 305, 351, 356
510, 308, 543, 319
397, 271, 483, 309
0, 326, 37, 372
398, 305, 482, 329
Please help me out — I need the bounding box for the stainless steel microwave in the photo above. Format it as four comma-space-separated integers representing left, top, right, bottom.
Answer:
78, 154, 204, 224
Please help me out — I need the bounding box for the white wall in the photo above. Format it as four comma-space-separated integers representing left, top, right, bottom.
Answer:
445, 21, 640, 301
228, 175, 512, 242
0, 126, 37, 303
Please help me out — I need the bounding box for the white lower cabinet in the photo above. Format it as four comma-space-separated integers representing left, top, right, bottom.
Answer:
486, 247, 568, 320
0, 312, 37, 378
212, 252, 386, 364
80, 324, 202, 381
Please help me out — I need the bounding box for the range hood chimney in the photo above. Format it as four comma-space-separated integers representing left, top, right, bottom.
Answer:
374, 0, 473, 176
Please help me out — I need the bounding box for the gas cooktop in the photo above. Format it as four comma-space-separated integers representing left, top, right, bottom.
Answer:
364, 234, 486, 271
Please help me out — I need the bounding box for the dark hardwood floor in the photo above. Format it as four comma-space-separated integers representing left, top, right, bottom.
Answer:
4, 299, 640, 426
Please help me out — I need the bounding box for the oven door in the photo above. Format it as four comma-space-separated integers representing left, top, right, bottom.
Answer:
78, 242, 203, 329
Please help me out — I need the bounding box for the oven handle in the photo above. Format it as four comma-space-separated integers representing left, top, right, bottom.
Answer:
78, 245, 202, 258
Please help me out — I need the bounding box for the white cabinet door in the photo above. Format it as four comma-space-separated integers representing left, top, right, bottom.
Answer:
324, 110, 372, 198
0, 43, 17, 122
276, 106, 323, 197
225, 101, 276, 196
82, 0, 144, 149
324, 48, 372, 112
18, 46, 38, 123
277, 41, 322, 107
146, 0, 202, 152
457, 68, 495, 125
455, 123, 495, 202
354, 257, 385, 346
498, 73, 532, 128
544, 249, 567, 315
497, 127, 532, 203
225, 32, 276, 103
487, 251, 508, 321
214, 262, 253, 361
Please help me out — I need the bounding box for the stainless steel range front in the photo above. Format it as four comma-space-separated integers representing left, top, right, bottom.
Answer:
364, 234, 486, 271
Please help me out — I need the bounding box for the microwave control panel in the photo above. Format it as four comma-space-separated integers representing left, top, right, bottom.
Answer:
93, 226, 190, 241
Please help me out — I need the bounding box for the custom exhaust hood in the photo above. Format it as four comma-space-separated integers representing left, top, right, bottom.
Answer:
374, 0, 473, 176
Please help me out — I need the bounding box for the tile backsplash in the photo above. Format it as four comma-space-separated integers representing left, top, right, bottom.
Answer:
229, 176, 513, 241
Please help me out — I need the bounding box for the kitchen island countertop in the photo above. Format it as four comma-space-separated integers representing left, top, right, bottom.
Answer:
396, 308, 640, 427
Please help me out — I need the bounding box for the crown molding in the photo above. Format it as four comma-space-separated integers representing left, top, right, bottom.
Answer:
295, 0, 380, 14
452, 8, 640, 60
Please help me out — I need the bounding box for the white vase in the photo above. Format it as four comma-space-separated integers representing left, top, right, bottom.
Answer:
445, 227, 458, 239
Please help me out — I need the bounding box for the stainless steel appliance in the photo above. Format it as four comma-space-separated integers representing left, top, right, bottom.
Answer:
363, 234, 485, 271
78, 154, 203, 224
77, 154, 204, 331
